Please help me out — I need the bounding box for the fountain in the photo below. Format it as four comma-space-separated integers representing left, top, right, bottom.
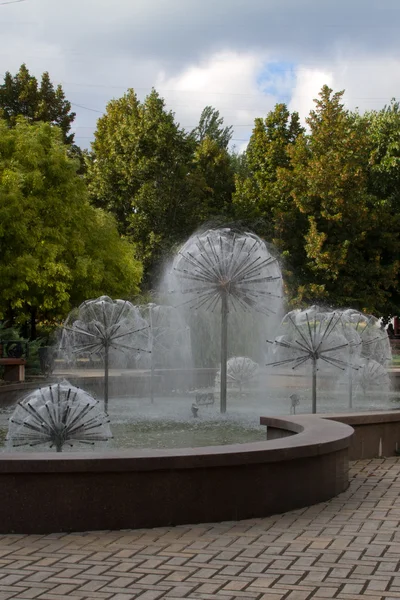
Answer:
0, 228, 394, 533
215, 356, 259, 396
172, 228, 282, 413
61, 296, 149, 413
341, 309, 392, 407
267, 306, 356, 413
7, 382, 111, 452
356, 358, 391, 396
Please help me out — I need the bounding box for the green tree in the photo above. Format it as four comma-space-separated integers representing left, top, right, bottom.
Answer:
233, 103, 304, 244
0, 64, 76, 144
360, 100, 400, 313
191, 136, 235, 220
87, 89, 210, 281
363, 100, 400, 201
192, 106, 233, 149
278, 86, 399, 313
0, 118, 142, 337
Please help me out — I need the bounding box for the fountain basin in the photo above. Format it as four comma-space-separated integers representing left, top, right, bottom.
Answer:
0, 415, 352, 534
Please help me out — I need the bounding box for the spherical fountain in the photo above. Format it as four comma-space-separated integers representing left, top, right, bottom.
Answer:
172, 228, 282, 413
7, 382, 112, 452
61, 296, 150, 413
215, 356, 259, 396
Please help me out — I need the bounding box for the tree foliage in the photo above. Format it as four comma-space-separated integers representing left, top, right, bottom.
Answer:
281, 87, 399, 312
5, 68, 399, 319
0, 64, 76, 144
192, 106, 233, 149
234, 88, 400, 315
87, 90, 236, 282
233, 103, 305, 254
0, 118, 142, 334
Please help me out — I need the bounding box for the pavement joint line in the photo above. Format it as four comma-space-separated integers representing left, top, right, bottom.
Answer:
3, 458, 400, 598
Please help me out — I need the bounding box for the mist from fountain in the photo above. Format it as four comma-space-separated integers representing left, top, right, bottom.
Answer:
137, 303, 192, 402
3, 230, 396, 454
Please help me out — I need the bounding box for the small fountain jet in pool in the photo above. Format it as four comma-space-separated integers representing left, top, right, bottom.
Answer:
355, 357, 391, 397
173, 228, 282, 413
267, 306, 358, 413
7, 383, 112, 452
61, 296, 150, 413
215, 356, 259, 397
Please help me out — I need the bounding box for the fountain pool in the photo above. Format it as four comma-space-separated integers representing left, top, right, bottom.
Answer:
0, 227, 397, 533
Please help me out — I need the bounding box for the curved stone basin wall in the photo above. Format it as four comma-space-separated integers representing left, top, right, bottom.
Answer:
0, 415, 352, 534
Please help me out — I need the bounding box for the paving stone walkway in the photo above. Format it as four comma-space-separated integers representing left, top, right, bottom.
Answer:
1, 458, 400, 600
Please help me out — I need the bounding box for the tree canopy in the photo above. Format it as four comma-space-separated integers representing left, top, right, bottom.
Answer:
0, 64, 76, 144
234, 87, 400, 315
87, 90, 236, 282
2, 71, 400, 323
191, 106, 233, 149
0, 118, 142, 335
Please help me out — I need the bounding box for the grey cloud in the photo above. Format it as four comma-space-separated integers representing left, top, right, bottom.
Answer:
1, 0, 400, 148
6, 0, 400, 73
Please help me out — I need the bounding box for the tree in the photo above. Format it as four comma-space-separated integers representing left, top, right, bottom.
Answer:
0, 118, 142, 337
192, 106, 233, 149
0, 64, 76, 144
360, 100, 400, 313
363, 100, 400, 202
233, 103, 304, 245
278, 86, 400, 313
191, 136, 235, 220
87, 89, 210, 281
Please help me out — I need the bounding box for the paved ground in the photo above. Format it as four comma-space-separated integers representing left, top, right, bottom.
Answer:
1, 458, 400, 600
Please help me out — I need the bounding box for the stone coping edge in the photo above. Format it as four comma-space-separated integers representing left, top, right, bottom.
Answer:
0, 415, 353, 474
323, 410, 400, 425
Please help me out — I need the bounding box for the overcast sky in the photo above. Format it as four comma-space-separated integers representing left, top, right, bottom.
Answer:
1, 0, 400, 150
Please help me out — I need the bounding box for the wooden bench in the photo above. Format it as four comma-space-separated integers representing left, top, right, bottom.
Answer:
0, 358, 26, 382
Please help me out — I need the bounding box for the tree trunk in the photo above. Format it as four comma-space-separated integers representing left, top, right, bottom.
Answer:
30, 306, 37, 340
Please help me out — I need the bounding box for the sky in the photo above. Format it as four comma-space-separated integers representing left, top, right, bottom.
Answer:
1, 0, 400, 151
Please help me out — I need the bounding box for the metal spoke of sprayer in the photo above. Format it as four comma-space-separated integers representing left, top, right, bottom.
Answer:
173, 229, 282, 413
7, 383, 112, 452
267, 309, 359, 413
61, 296, 150, 414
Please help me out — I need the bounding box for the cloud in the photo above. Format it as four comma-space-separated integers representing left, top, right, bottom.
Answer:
1, 0, 400, 148
289, 69, 334, 122
156, 52, 282, 147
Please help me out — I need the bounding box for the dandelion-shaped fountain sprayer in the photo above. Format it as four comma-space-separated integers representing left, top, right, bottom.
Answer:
7, 383, 112, 452
61, 296, 150, 413
173, 228, 282, 413
341, 309, 391, 407
267, 307, 356, 413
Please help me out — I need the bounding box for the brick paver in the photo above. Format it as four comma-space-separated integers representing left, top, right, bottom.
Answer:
1, 458, 400, 599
